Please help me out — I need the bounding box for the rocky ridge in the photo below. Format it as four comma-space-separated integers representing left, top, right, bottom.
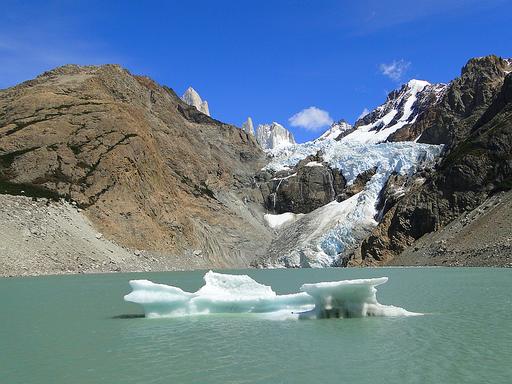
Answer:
0, 64, 271, 274
350, 55, 512, 266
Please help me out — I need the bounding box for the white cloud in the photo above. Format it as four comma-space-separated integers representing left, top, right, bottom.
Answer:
357, 108, 370, 120
379, 59, 410, 81
288, 106, 333, 131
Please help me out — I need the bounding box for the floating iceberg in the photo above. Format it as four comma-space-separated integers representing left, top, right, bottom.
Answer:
124, 271, 420, 319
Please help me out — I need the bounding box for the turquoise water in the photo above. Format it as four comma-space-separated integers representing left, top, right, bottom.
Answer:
1, 268, 511, 383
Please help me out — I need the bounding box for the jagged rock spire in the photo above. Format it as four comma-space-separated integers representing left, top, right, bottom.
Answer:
242, 117, 255, 135
181, 86, 210, 116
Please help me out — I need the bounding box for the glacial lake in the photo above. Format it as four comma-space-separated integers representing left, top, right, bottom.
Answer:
1, 268, 511, 384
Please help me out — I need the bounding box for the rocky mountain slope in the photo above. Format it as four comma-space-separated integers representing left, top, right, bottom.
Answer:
0, 64, 271, 274
1, 55, 510, 275
350, 55, 512, 266
388, 190, 512, 267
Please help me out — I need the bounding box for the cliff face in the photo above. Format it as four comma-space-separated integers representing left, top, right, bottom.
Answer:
0, 64, 270, 267
353, 57, 512, 266
389, 55, 511, 146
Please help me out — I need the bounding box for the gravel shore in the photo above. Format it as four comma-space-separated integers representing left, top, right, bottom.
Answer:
0, 194, 215, 277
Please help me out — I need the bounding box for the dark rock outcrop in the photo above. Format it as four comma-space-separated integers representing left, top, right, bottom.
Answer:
337, 167, 377, 202
390, 55, 511, 146
261, 154, 345, 214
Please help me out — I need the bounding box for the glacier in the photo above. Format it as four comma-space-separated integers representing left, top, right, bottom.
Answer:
257, 79, 446, 268
261, 141, 443, 267
124, 271, 420, 319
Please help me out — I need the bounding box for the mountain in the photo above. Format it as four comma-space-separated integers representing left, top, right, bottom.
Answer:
181, 86, 210, 116
0, 64, 271, 273
1, 55, 511, 276
349, 55, 512, 267
315, 120, 354, 141
343, 79, 446, 144
254, 55, 511, 268
255, 122, 296, 150
241, 117, 255, 135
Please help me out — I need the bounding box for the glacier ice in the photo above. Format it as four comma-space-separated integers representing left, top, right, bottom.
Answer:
259, 99, 443, 267
125, 271, 311, 318
299, 277, 416, 318
124, 271, 420, 319
261, 142, 442, 267
266, 134, 443, 184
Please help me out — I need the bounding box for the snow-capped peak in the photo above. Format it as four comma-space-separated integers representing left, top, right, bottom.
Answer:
255, 122, 296, 150
315, 120, 354, 142
340, 79, 444, 144
181, 87, 210, 116
406, 79, 430, 89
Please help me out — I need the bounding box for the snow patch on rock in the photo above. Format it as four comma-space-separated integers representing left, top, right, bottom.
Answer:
264, 212, 304, 229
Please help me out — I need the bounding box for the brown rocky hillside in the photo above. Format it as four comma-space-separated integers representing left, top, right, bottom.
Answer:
0, 64, 271, 267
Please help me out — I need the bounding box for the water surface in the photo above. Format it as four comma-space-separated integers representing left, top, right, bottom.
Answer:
1, 268, 511, 383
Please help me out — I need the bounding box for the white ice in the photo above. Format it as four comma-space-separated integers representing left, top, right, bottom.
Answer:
264, 212, 304, 229
265, 140, 442, 185
124, 271, 420, 319
299, 277, 417, 318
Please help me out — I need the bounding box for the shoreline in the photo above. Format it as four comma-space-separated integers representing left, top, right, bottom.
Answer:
1, 192, 511, 278
2, 264, 510, 279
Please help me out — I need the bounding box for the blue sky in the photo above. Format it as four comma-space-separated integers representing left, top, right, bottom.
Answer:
1, 0, 511, 142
